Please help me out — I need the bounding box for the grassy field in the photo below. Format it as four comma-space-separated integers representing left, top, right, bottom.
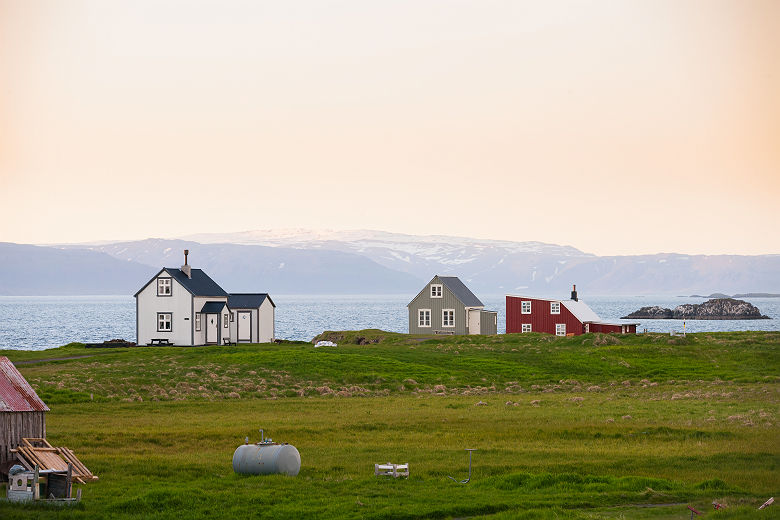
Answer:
0, 331, 778, 519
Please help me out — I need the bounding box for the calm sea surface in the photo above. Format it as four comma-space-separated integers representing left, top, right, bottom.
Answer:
0, 295, 778, 350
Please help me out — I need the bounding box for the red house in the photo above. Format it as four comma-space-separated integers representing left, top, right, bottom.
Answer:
506, 285, 638, 336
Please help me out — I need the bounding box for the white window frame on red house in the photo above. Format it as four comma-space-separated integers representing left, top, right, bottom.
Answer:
521, 301, 532, 314
550, 302, 560, 314
556, 323, 566, 336
418, 309, 431, 327
430, 284, 443, 298
442, 309, 455, 327
522, 323, 532, 333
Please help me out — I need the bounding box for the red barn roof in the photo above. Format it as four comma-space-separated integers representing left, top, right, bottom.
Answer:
0, 357, 49, 412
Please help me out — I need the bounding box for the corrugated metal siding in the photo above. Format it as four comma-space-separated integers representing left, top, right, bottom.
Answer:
408, 276, 467, 335
480, 311, 498, 335
506, 296, 584, 335
0, 357, 49, 412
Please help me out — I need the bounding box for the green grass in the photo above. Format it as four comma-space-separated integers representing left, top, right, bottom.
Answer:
0, 331, 778, 519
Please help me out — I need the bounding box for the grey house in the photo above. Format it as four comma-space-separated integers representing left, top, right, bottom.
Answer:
407, 276, 497, 335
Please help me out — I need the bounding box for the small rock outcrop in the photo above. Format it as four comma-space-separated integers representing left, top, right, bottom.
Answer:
622, 298, 770, 320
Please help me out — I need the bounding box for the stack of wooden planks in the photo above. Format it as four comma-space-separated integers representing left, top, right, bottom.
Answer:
11, 437, 98, 484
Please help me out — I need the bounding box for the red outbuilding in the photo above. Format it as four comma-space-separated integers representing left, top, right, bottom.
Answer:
506, 285, 638, 336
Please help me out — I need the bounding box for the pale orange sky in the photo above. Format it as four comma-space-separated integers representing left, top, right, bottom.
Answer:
1, 1, 778, 255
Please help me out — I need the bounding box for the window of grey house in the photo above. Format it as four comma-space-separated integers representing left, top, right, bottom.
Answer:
157, 278, 172, 296
418, 309, 431, 327
430, 284, 442, 298
442, 309, 454, 327
157, 313, 172, 332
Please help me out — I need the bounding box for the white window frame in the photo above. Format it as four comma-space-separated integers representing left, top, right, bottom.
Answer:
442, 309, 455, 327
521, 301, 532, 314
556, 323, 566, 337
157, 312, 172, 332
157, 278, 172, 296
430, 284, 443, 298
522, 323, 532, 333
550, 302, 561, 314
195, 313, 202, 332
418, 309, 431, 328
224, 313, 229, 328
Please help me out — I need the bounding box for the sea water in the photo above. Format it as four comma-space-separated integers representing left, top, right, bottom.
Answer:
0, 295, 778, 350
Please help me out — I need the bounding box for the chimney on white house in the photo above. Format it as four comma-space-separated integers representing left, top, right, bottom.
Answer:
181, 249, 191, 279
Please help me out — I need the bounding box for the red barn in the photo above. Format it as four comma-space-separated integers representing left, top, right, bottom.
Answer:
0, 356, 49, 475
506, 285, 638, 336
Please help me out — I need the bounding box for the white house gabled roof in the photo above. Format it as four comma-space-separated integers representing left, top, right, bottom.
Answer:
561, 299, 603, 324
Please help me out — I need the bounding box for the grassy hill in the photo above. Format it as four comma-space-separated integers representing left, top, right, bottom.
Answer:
1, 331, 778, 519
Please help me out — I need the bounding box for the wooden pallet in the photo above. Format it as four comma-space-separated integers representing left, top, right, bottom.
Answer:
11, 438, 98, 484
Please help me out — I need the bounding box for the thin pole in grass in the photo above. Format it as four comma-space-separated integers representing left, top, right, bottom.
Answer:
447, 449, 478, 484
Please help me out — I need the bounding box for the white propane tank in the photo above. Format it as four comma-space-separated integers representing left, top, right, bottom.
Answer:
232, 443, 301, 476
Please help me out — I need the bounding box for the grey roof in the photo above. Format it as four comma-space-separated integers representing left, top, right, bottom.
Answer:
166, 268, 228, 297
439, 276, 484, 307
200, 301, 229, 314
228, 293, 275, 309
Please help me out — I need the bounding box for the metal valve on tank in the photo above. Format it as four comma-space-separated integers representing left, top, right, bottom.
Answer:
232, 429, 301, 476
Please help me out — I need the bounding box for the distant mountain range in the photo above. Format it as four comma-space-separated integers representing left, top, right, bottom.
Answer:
1, 229, 779, 296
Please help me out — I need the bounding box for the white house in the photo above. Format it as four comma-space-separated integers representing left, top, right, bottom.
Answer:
134, 250, 275, 346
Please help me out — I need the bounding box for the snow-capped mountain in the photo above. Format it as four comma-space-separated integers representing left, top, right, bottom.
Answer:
8, 230, 778, 296
175, 229, 780, 296
179, 229, 592, 290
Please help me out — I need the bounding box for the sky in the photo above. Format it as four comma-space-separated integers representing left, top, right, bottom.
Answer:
1, 0, 778, 256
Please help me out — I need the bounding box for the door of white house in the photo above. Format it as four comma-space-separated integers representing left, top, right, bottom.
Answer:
206, 314, 218, 344
468, 309, 481, 335
237, 311, 251, 342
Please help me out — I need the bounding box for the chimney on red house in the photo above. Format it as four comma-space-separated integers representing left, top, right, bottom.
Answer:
571, 284, 578, 301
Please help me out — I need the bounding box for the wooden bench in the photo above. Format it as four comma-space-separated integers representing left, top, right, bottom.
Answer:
374, 462, 409, 478
148, 338, 172, 346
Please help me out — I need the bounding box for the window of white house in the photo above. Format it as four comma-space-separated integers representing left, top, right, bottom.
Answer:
556, 323, 566, 336
418, 309, 431, 327
521, 301, 532, 314
442, 309, 455, 327
522, 323, 532, 333
230, 312, 234, 322
157, 278, 172, 296
430, 284, 442, 298
550, 302, 560, 314
195, 313, 201, 331
224, 313, 229, 328
157, 313, 172, 332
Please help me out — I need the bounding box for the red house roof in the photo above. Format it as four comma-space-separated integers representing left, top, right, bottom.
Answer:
0, 356, 49, 412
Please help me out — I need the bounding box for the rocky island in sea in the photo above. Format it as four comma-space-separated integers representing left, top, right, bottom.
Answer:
622, 298, 770, 320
